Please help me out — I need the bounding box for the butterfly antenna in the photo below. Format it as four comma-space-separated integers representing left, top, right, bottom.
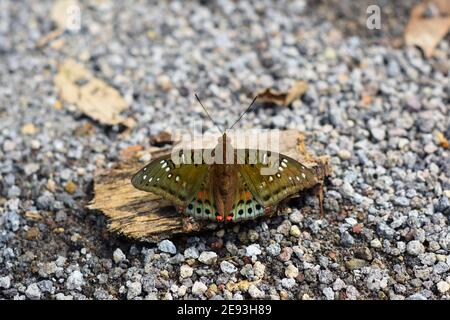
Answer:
229, 95, 258, 130
195, 93, 224, 135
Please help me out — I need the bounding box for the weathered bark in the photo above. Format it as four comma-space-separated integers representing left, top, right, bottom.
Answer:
88, 130, 331, 242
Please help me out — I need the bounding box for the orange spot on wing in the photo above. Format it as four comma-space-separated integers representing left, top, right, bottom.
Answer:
245, 191, 251, 201
226, 215, 233, 221
216, 215, 223, 222
197, 191, 209, 201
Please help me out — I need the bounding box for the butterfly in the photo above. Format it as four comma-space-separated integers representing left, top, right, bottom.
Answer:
131, 95, 323, 223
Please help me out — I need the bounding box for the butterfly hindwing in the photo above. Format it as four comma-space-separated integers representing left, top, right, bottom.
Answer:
238, 149, 318, 207
230, 186, 265, 222
184, 177, 217, 221
183, 169, 265, 222
131, 151, 210, 207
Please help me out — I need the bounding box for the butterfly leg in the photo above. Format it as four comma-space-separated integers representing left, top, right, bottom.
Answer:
312, 182, 324, 217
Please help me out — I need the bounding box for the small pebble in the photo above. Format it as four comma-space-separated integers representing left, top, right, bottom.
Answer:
248, 284, 265, 299
406, 240, 425, 256
220, 261, 237, 274
285, 264, 299, 278
0, 276, 11, 289
158, 240, 177, 254
198, 251, 218, 265
192, 281, 207, 296
437, 281, 450, 294
113, 248, 126, 264
245, 244, 262, 257
25, 283, 41, 300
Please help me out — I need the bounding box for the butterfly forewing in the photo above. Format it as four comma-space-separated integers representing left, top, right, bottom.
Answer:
131, 152, 209, 207
238, 149, 318, 207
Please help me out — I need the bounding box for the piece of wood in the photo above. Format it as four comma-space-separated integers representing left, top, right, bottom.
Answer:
88, 130, 331, 242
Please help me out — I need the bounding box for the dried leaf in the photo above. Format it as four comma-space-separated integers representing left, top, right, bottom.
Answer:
404, 0, 450, 57
149, 131, 174, 146
437, 132, 449, 149
257, 81, 308, 106
54, 59, 129, 125
120, 145, 144, 159
433, 0, 450, 14
24, 211, 41, 220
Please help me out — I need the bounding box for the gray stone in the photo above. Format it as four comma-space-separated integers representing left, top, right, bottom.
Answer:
25, 283, 41, 300
192, 281, 207, 296
323, 287, 334, 300
180, 264, 193, 278
377, 224, 395, 239
220, 261, 237, 274
66, 270, 85, 291
266, 243, 281, 256
340, 231, 354, 247
281, 278, 296, 289
248, 284, 265, 299
198, 251, 218, 265
126, 281, 142, 299
433, 262, 449, 275
245, 244, 262, 257
407, 293, 427, 300
406, 240, 425, 256
158, 240, 177, 254
0, 276, 11, 289
168, 253, 185, 264
38, 280, 53, 293
36, 192, 55, 210
183, 246, 199, 259
113, 248, 126, 264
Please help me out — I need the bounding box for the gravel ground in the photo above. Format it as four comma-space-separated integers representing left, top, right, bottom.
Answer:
1, 0, 449, 300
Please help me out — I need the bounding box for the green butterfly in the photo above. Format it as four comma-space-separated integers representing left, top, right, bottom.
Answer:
131, 95, 322, 222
